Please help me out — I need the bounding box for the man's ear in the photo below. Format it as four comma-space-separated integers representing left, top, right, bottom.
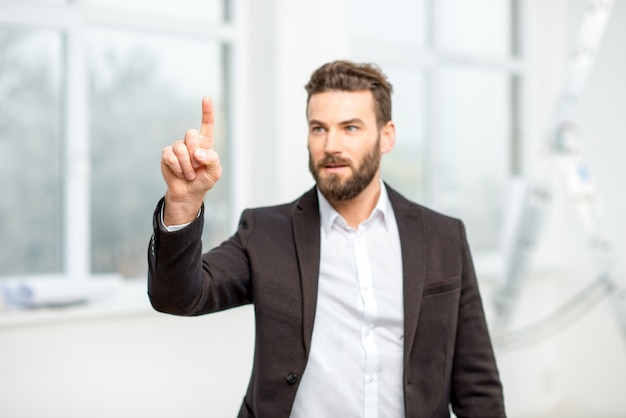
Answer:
380, 121, 396, 154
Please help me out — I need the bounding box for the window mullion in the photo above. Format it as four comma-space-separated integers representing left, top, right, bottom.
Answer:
63, 13, 90, 278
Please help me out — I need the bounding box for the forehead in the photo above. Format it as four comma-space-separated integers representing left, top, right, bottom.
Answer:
307, 90, 376, 123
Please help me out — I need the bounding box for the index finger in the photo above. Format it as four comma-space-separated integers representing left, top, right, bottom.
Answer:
199, 96, 214, 149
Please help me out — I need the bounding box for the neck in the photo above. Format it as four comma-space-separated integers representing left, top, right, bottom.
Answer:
327, 176, 382, 228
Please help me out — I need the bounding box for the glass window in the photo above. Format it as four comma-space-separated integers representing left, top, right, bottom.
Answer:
436, 0, 512, 58
81, 0, 225, 23
1, 1, 233, 282
349, 0, 519, 261
88, 28, 227, 277
0, 26, 63, 276
381, 67, 426, 203
433, 68, 511, 252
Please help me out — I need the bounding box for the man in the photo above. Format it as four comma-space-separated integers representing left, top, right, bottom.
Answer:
148, 60, 506, 417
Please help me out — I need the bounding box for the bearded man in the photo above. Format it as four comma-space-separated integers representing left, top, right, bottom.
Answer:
148, 60, 506, 418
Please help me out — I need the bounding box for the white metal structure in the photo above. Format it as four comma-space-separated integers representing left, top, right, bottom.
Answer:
493, 0, 626, 347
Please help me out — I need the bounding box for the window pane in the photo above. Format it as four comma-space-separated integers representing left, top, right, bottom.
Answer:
381, 68, 426, 203
436, 0, 512, 57
433, 68, 510, 252
350, 0, 427, 48
82, 0, 224, 23
88, 28, 227, 277
0, 26, 63, 276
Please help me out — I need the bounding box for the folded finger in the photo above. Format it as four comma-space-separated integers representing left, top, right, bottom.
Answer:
172, 139, 196, 180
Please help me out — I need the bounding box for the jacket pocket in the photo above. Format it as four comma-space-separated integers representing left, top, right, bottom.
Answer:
422, 275, 461, 297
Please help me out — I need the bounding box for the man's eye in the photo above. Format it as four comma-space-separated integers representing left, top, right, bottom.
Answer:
311, 126, 325, 133
346, 126, 358, 132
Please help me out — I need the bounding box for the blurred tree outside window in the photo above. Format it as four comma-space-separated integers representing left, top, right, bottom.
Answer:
88, 28, 228, 277
0, 27, 63, 276
0, 1, 234, 279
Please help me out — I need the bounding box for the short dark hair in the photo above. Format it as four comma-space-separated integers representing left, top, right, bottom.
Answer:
305, 60, 393, 128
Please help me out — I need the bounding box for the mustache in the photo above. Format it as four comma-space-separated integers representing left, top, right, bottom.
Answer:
316, 155, 353, 169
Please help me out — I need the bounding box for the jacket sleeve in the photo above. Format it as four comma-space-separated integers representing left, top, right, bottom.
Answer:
450, 221, 506, 417
147, 198, 253, 316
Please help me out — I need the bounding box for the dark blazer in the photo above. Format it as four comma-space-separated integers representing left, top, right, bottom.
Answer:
148, 184, 506, 418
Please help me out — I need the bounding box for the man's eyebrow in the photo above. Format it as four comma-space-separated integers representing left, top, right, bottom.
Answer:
308, 118, 365, 126
339, 118, 365, 125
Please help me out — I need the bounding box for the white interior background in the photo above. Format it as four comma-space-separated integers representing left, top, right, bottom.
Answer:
1, 0, 626, 417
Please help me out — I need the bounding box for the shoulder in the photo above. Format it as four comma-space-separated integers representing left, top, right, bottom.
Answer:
385, 183, 469, 248
233, 188, 319, 248
239, 187, 318, 224
385, 183, 462, 227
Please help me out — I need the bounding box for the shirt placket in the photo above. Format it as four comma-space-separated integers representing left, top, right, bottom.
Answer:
355, 227, 379, 418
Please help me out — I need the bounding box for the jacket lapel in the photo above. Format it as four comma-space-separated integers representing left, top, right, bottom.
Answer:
387, 185, 427, 363
291, 187, 321, 354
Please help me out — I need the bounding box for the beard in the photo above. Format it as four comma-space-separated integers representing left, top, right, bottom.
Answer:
309, 137, 382, 202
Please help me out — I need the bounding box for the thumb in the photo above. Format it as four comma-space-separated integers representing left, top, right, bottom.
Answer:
195, 148, 208, 162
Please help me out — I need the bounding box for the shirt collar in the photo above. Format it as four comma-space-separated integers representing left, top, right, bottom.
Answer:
317, 180, 393, 234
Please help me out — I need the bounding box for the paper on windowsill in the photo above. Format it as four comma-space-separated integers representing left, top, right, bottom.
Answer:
0, 274, 123, 310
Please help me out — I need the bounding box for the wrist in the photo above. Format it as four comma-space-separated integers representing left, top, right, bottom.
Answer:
163, 191, 204, 226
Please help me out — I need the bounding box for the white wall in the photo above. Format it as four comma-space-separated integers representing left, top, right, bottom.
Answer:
1, 1, 625, 417
0, 288, 255, 417
243, 0, 353, 207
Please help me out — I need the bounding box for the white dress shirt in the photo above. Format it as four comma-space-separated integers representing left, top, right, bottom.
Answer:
291, 182, 405, 418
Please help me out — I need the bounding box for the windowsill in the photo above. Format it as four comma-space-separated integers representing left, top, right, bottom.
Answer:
0, 278, 153, 329
0, 255, 501, 330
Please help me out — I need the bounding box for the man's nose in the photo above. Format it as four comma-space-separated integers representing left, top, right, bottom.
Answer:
324, 129, 342, 154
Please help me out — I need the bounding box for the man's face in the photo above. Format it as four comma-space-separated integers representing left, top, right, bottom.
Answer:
307, 90, 394, 202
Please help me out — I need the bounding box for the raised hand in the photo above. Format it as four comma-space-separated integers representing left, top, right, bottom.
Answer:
161, 96, 223, 225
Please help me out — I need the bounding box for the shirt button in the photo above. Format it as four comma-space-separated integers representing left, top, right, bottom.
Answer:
286, 372, 299, 385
